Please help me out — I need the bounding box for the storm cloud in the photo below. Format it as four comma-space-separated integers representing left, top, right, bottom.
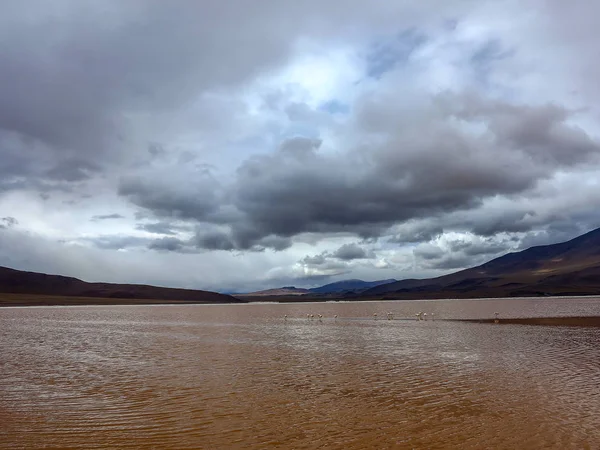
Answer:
2, 0, 600, 291
121, 96, 600, 250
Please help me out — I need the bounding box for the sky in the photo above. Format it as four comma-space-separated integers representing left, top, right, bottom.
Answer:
1, 0, 600, 293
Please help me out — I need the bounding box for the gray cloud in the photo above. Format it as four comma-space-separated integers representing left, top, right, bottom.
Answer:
0, 217, 18, 229
388, 223, 445, 244
192, 229, 292, 252
332, 243, 373, 260
91, 214, 125, 221
148, 237, 187, 252
118, 171, 223, 221
136, 221, 180, 235
121, 95, 600, 250
413, 235, 511, 271
82, 235, 151, 250
0, 0, 466, 189
3, 0, 600, 292
447, 238, 508, 257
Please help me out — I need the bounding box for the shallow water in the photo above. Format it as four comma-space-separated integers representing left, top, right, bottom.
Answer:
1, 297, 600, 449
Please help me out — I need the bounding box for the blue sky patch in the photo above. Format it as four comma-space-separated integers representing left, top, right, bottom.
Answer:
365, 29, 428, 79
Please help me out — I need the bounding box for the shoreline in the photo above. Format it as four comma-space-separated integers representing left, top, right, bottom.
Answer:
0, 293, 243, 307
451, 316, 600, 327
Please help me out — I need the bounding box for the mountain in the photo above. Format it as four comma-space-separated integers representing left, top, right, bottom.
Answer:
361, 227, 600, 299
0, 266, 243, 304
240, 286, 309, 297
239, 279, 397, 297
308, 279, 397, 294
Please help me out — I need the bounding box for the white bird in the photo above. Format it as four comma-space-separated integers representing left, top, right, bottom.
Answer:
318, 314, 323, 321
284, 314, 288, 321
423, 313, 428, 321
431, 313, 435, 321
415, 313, 420, 321
334, 314, 338, 320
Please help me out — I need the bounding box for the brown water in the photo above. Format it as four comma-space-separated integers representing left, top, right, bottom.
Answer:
1, 297, 600, 449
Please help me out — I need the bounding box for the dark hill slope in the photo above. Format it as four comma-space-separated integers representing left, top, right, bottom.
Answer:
362, 227, 600, 298
0, 266, 242, 303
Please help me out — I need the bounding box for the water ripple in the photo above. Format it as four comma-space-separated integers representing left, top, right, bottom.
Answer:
1, 298, 600, 449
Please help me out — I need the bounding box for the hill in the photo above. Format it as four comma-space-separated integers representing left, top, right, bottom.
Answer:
361, 227, 600, 299
241, 286, 309, 297
308, 279, 397, 294
239, 278, 397, 297
0, 266, 242, 305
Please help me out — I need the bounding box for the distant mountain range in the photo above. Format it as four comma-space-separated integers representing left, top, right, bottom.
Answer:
308, 279, 397, 294
241, 279, 397, 297
239, 227, 600, 300
4, 226, 600, 305
360, 227, 600, 299
240, 286, 310, 297
0, 266, 242, 304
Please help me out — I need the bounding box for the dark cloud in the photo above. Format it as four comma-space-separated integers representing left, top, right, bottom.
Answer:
136, 221, 180, 235
424, 254, 476, 270
193, 231, 236, 251
148, 237, 187, 252
3, 0, 600, 291
447, 238, 509, 257
118, 171, 222, 221
1, 0, 459, 192
120, 95, 600, 250
332, 243, 373, 260
91, 214, 125, 221
0, 217, 18, 229
192, 229, 292, 252
413, 234, 513, 270
469, 210, 537, 237
413, 244, 446, 261
45, 159, 102, 182
388, 223, 445, 243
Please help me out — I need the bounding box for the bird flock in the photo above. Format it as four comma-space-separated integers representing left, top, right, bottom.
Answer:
284, 311, 501, 323
285, 311, 439, 321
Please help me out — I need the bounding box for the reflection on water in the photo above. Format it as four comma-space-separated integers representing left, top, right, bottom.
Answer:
1, 298, 600, 449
